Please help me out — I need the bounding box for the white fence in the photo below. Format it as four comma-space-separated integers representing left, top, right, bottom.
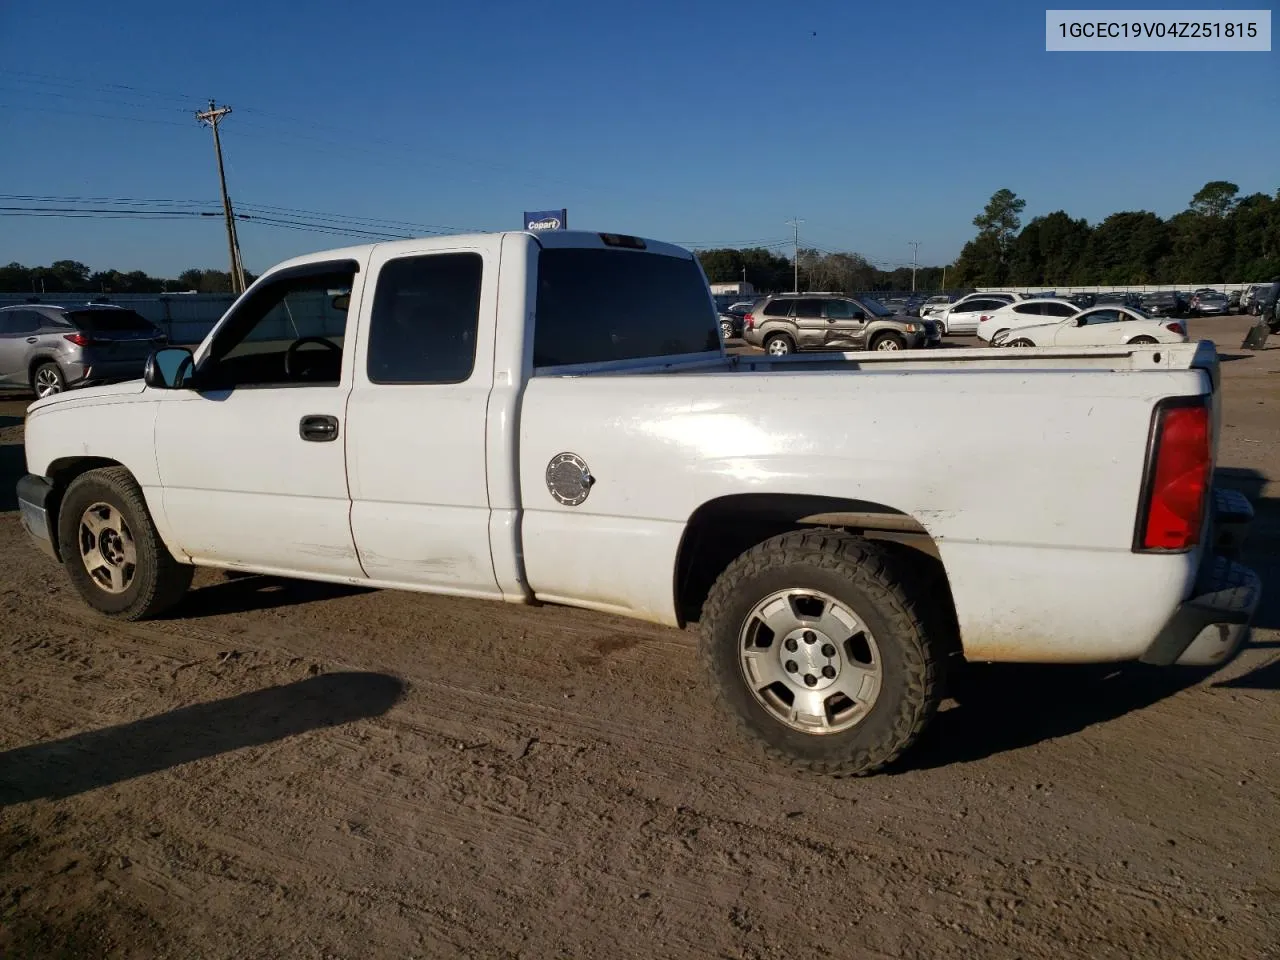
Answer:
977, 282, 1268, 295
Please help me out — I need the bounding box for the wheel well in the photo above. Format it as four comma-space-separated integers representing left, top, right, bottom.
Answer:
28, 356, 59, 381
43, 457, 126, 545
673, 494, 953, 627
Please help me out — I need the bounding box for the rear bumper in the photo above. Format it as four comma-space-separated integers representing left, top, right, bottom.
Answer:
16, 474, 59, 562
65, 359, 147, 388
1140, 487, 1260, 667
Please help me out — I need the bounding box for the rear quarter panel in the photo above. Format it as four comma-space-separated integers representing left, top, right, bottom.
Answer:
519, 366, 1210, 660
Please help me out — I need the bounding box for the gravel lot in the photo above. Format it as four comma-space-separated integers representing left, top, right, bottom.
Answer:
1, 316, 1277, 959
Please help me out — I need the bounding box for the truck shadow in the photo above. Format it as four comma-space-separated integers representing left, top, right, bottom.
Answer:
896, 657, 1273, 773
0, 443, 23, 512
0, 671, 404, 807
1215, 466, 1280, 630
168, 573, 373, 619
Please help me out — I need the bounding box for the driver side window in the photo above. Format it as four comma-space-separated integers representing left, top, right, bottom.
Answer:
1081, 309, 1121, 325
198, 263, 356, 390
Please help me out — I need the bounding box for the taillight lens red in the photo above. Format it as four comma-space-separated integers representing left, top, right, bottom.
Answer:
63, 332, 91, 346
1165, 322, 1185, 335
1138, 402, 1211, 551
979, 315, 990, 322
744, 313, 754, 330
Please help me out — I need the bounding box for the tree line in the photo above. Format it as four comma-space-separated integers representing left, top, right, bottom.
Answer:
951, 181, 1280, 287
698, 180, 1280, 296
696, 247, 946, 294
0, 260, 255, 295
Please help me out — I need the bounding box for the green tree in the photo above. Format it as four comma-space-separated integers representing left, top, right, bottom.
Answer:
1189, 180, 1240, 218
956, 189, 1026, 284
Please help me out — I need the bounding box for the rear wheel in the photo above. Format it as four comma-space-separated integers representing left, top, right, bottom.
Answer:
989, 328, 1009, 344
720, 319, 734, 340
1005, 337, 1035, 348
32, 362, 65, 399
1128, 335, 1158, 344
57, 467, 193, 620
764, 333, 795, 356
698, 530, 942, 776
870, 332, 906, 352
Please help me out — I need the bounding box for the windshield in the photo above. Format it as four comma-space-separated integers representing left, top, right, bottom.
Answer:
66, 309, 155, 332
533, 248, 720, 367
857, 297, 894, 317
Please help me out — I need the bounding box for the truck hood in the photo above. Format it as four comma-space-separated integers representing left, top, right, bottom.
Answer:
27, 378, 147, 415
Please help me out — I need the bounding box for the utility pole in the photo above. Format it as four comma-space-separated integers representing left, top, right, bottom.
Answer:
786, 218, 805, 293
195, 100, 246, 294
908, 240, 921, 292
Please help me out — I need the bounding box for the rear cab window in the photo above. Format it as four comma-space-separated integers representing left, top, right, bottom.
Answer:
532, 248, 720, 368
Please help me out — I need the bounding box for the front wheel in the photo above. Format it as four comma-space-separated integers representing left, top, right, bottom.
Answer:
870, 333, 905, 351
57, 467, 193, 620
698, 530, 942, 776
1128, 335, 1158, 344
764, 333, 795, 356
1004, 337, 1035, 348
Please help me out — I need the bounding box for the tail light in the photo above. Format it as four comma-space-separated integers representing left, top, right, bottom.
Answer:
979, 315, 990, 323
744, 313, 755, 330
1134, 398, 1211, 552
63, 332, 92, 346
1165, 322, 1185, 335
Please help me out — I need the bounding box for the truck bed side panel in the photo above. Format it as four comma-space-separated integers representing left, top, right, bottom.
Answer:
518, 366, 1210, 659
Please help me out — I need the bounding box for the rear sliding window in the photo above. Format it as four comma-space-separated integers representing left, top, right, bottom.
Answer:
533, 248, 720, 367
67, 309, 154, 332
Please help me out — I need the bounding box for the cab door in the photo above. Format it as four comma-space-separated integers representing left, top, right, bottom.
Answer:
153, 259, 365, 577
343, 239, 503, 597
791, 298, 827, 348
822, 298, 868, 348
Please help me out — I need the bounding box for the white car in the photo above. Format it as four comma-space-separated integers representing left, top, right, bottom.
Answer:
919, 295, 953, 323
993, 306, 1189, 347
935, 292, 1024, 335
976, 298, 1083, 343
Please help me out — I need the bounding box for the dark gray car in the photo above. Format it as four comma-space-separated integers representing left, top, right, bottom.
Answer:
0, 304, 166, 398
743, 294, 940, 355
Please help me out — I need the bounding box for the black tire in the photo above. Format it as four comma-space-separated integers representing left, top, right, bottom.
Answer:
698, 530, 942, 776
31, 362, 65, 399
990, 328, 1010, 344
57, 466, 193, 620
870, 332, 906, 352
764, 333, 795, 356
1128, 335, 1158, 345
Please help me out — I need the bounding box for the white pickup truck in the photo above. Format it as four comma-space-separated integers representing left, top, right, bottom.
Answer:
16, 230, 1261, 775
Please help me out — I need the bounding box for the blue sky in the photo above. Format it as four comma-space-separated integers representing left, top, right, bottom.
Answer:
0, 0, 1277, 276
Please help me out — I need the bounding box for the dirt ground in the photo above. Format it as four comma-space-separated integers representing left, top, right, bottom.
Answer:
1, 319, 1277, 960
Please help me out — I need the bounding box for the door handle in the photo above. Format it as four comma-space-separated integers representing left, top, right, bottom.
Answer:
26, 336, 37, 343
299, 414, 340, 442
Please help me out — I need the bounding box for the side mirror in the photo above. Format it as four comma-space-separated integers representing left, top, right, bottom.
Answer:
145, 347, 195, 389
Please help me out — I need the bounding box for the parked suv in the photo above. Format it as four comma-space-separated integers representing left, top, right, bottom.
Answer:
0, 303, 166, 398
743, 295, 939, 354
